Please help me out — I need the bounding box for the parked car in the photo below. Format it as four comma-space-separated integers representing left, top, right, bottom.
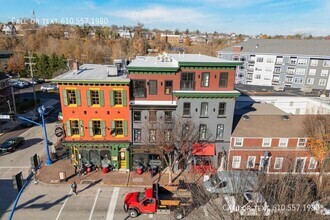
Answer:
29, 79, 38, 85
43, 105, 54, 116
311, 197, 330, 216
41, 83, 58, 92
0, 137, 25, 153
19, 116, 40, 127
36, 78, 45, 84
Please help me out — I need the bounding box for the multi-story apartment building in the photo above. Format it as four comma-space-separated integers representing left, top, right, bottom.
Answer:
219, 39, 330, 91
52, 63, 131, 171
230, 111, 317, 174
128, 53, 241, 172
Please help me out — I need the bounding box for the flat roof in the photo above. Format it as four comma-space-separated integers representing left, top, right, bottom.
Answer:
52, 64, 130, 83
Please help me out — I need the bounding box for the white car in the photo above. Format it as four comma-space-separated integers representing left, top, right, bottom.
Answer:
311, 197, 330, 216
41, 84, 58, 92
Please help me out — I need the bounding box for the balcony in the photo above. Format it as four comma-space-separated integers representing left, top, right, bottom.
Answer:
180, 81, 195, 90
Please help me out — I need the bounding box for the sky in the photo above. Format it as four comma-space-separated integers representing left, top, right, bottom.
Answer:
0, 0, 329, 36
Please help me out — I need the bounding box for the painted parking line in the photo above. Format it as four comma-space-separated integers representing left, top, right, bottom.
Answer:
89, 188, 101, 220
106, 187, 120, 220
55, 189, 72, 220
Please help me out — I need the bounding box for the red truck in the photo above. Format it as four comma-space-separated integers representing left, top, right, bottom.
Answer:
124, 183, 193, 219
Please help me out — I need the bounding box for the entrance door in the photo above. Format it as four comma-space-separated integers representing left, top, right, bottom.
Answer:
120, 151, 126, 169
295, 158, 306, 173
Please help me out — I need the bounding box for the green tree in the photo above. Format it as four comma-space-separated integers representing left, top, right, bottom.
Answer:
35, 54, 50, 78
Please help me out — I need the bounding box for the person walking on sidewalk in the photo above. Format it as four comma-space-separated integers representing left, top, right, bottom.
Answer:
73, 164, 78, 175
71, 181, 77, 195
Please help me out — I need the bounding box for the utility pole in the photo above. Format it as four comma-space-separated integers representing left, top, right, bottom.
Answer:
25, 52, 37, 114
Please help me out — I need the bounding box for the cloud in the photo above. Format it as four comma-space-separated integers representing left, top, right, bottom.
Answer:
111, 5, 210, 25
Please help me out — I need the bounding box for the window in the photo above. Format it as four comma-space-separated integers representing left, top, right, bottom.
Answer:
183, 102, 191, 116
285, 76, 293, 83
308, 157, 317, 169
309, 69, 316, 75
273, 75, 280, 82
132, 80, 146, 98
181, 72, 195, 90
295, 68, 306, 75
294, 77, 303, 84
134, 129, 141, 143
321, 70, 329, 77
247, 156, 256, 168
114, 90, 123, 105
232, 156, 241, 169
287, 67, 295, 74
297, 59, 307, 66
266, 58, 274, 63
218, 102, 226, 116
67, 89, 77, 104
201, 72, 210, 87
256, 57, 263, 62
91, 90, 100, 105
234, 138, 243, 146
164, 111, 172, 122
216, 124, 224, 140
93, 120, 102, 136
149, 111, 157, 122
133, 111, 141, 122
274, 157, 283, 169
274, 66, 281, 73
307, 78, 314, 85
149, 80, 157, 95
149, 129, 156, 143
219, 72, 228, 87
70, 120, 80, 135
323, 60, 330, 67
276, 57, 283, 64
310, 60, 318, 66
254, 74, 261, 79
278, 138, 288, 147
115, 120, 123, 135
164, 81, 173, 94
297, 138, 306, 147
164, 130, 171, 142
319, 79, 327, 86
199, 124, 207, 140
200, 102, 208, 117
262, 138, 271, 147
182, 124, 189, 138
290, 57, 297, 65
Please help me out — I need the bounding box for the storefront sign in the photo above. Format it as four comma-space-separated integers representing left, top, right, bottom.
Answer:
149, 160, 161, 166
111, 156, 118, 161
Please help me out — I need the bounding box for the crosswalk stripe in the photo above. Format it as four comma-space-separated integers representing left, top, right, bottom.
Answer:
89, 188, 100, 220
106, 187, 120, 220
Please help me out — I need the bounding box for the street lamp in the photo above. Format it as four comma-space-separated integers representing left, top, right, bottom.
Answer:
38, 105, 52, 166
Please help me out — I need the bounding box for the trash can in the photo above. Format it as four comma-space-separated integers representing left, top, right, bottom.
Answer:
59, 171, 66, 182
102, 164, 108, 174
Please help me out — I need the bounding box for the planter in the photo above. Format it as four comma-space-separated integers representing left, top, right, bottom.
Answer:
136, 166, 143, 175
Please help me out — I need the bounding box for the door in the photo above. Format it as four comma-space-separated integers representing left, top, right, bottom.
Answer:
120, 151, 126, 169
139, 198, 157, 214
295, 158, 306, 173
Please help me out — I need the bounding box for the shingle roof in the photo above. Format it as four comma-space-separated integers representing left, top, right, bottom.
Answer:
220, 39, 330, 57
232, 115, 307, 137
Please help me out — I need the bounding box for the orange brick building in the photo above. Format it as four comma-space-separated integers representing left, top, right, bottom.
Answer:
52, 63, 131, 170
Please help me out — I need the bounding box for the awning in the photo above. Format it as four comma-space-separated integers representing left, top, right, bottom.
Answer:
193, 143, 215, 156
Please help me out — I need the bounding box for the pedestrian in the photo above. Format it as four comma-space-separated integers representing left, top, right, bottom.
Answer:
71, 181, 77, 195
73, 164, 78, 175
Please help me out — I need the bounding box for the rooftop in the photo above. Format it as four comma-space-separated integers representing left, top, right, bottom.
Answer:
52, 64, 130, 83
235, 103, 287, 116
220, 39, 330, 57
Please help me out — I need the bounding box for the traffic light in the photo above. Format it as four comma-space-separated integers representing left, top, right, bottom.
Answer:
12, 172, 24, 192
9, 112, 16, 121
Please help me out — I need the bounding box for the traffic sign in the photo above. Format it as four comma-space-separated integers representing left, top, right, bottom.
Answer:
0, 115, 10, 119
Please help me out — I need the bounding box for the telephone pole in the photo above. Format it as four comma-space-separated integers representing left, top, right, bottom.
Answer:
25, 52, 37, 113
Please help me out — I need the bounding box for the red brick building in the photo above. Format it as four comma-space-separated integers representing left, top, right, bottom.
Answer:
229, 114, 318, 174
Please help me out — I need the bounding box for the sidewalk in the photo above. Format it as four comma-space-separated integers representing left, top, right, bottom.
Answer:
37, 156, 206, 188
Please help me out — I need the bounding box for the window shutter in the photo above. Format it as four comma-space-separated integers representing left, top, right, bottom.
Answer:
89, 120, 93, 136
66, 121, 71, 136
123, 90, 127, 106
110, 90, 114, 106
87, 90, 91, 106
100, 90, 104, 107
79, 120, 84, 137
76, 90, 81, 106
101, 120, 106, 137
123, 120, 128, 136
111, 120, 115, 136
62, 89, 68, 106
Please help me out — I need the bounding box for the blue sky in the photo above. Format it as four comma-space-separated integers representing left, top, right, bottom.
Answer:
0, 0, 329, 36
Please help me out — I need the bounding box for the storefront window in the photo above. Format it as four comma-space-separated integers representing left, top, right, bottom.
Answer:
90, 150, 100, 165
80, 150, 89, 164
100, 150, 111, 165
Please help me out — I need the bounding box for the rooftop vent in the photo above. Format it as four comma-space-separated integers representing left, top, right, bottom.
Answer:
255, 44, 259, 49
156, 52, 172, 62
242, 115, 250, 120
107, 65, 118, 77
282, 115, 289, 120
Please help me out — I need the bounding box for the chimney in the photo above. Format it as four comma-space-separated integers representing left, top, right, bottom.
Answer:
73, 61, 80, 71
